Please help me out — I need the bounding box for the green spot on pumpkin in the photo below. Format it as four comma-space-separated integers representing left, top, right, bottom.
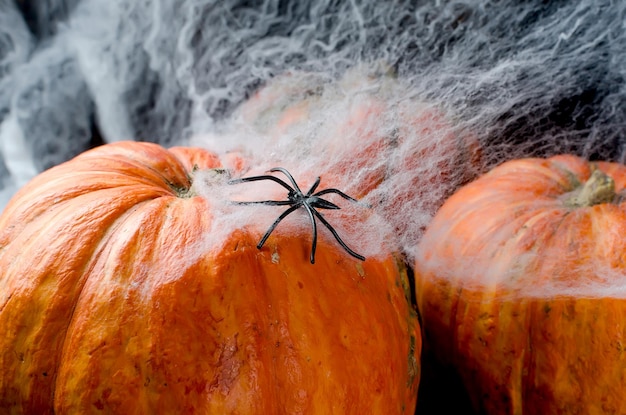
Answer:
407, 334, 419, 388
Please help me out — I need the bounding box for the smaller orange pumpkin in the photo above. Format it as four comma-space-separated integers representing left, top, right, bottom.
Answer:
414, 154, 626, 415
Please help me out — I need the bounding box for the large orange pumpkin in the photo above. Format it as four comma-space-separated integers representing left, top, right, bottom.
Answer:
414, 154, 626, 414
0, 141, 420, 414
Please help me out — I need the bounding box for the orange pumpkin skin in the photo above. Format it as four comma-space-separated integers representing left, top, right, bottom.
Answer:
0, 141, 420, 414
414, 154, 626, 415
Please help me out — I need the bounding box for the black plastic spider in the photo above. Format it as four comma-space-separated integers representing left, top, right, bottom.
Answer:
229, 167, 366, 264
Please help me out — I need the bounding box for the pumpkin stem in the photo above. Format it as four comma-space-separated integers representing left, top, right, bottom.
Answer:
180, 168, 230, 198
565, 168, 616, 208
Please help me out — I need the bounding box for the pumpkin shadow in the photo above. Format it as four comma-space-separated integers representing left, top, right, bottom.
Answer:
415, 346, 476, 415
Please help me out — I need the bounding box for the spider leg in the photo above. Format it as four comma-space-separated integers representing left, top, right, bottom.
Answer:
302, 204, 319, 264
228, 175, 294, 192
232, 200, 293, 206
309, 197, 341, 210
268, 167, 304, 193
311, 209, 366, 261
257, 204, 300, 250
313, 188, 359, 202
314, 188, 372, 208
305, 177, 321, 196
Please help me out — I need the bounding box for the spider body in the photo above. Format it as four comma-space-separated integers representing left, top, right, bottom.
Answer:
229, 167, 366, 264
